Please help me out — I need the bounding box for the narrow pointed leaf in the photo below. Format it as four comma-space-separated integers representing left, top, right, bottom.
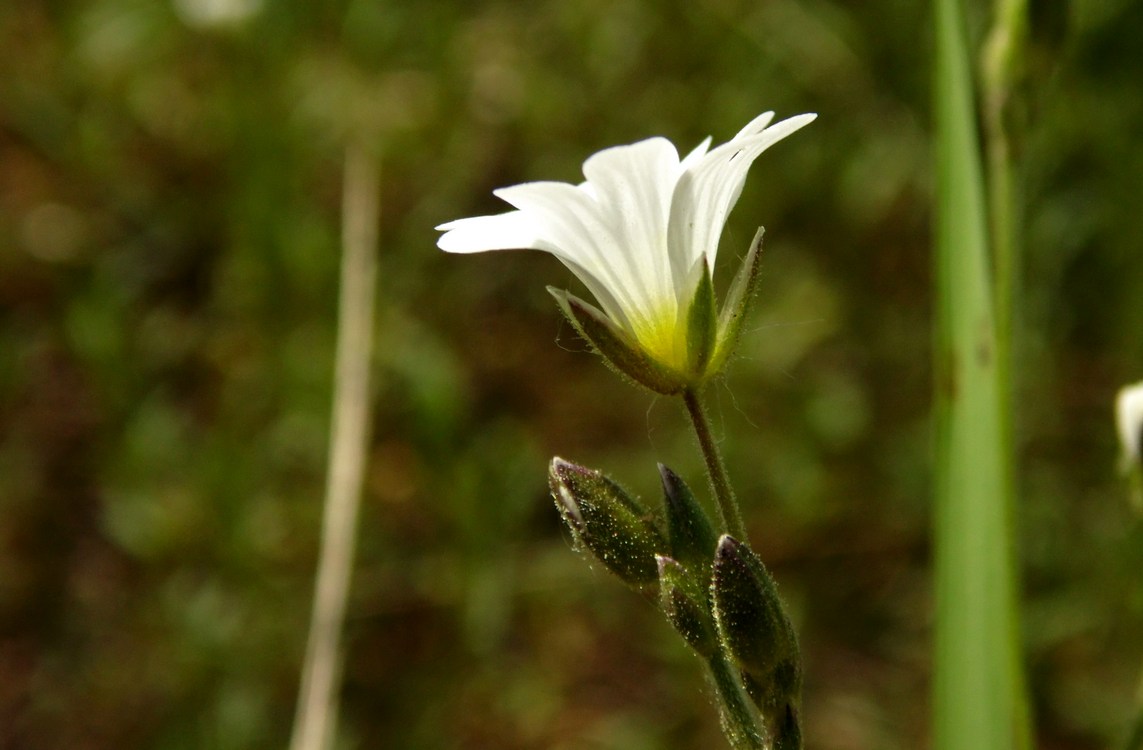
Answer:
549, 287, 688, 395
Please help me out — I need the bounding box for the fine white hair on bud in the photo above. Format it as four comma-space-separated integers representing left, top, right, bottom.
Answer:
1115, 381, 1143, 469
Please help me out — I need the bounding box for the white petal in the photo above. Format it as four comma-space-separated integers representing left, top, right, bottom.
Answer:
732, 111, 776, 140
680, 136, 713, 172
436, 199, 631, 325
555, 255, 630, 329
436, 211, 545, 253
668, 113, 816, 275
494, 180, 646, 325
581, 137, 681, 321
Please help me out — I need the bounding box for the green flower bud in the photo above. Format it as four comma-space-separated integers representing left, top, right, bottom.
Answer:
549, 457, 666, 586
773, 702, 802, 750
711, 535, 801, 708
658, 464, 718, 574
657, 555, 717, 657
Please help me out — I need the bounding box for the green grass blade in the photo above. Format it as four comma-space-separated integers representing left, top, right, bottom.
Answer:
932, 0, 1030, 748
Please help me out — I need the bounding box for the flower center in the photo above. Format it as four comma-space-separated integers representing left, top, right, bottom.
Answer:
630, 304, 688, 374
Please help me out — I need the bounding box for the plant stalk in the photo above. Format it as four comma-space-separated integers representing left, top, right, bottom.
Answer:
683, 386, 747, 541
707, 652, 767, 750
982, 0, 1034, 745
289, 142, 380, 750
932, 0, 1029, 746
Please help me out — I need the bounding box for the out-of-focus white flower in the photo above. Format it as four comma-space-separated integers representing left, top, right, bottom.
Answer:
1116, 381, 1143, 513
437, 111, 815, 393
1116, 381, 1143, 469
173, 0, 261, 29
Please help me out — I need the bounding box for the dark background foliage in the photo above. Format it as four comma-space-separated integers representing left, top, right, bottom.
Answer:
1, 0, 1141, 747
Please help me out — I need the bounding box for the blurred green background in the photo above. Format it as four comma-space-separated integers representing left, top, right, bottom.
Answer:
2, 0, 1142, 747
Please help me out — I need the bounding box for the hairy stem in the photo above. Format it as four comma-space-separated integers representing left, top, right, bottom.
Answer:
707, 653, 767, 750
682, 386, 747, 541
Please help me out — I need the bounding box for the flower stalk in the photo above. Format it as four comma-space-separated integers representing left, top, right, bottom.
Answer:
683, 386, 746, 541
707, 651, 768, 750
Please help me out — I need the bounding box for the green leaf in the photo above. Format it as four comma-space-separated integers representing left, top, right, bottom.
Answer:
548, 287, 688, 395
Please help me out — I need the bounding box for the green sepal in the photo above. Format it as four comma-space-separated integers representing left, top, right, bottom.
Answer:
657, 555, 717, 657
711, 535, 800, 695
549, 457, 666, 587
548, 287, 688, 395
773, 703, 802, 750
710, 227, 766, 374
686, 255, 718, 378
659, 464, 718, 575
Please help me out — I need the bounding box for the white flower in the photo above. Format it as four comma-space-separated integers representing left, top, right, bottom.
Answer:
1116, 381, 1143, 468
437, 111, 816, 389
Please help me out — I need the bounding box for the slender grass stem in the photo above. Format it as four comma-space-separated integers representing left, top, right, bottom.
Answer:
933, 0, 1029, 746
683, 386, 747, 541
289, 142, 380, 750
982, 1, 1034, 746
707, 652, 766, 750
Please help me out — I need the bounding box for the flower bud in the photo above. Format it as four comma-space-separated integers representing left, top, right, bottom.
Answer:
773, 703, 802, 750
657, 555, 716, 657
711, 535, 801, 708
658, 464, 717, 574
549, 457, 666, 586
